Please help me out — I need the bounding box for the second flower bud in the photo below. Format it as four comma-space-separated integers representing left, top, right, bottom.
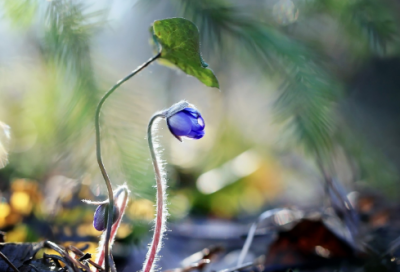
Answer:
93, 203, 120, 232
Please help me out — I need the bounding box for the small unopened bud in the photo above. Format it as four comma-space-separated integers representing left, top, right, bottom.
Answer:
166, 104, 205, 142
93, 203, 119, 232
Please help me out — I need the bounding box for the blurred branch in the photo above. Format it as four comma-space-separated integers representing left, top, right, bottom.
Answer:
306, 0, 399, 56
37, 0, 107, 176
141, 0, 340, 155
333, 121, 399, 197
0, 0, 108, 177
1, 0, 38, 28
43, 0, 105, 124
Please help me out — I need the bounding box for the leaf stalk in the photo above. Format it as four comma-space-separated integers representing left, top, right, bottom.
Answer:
95, 52, 160, 272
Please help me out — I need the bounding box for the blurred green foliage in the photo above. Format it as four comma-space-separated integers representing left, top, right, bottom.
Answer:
0, 0, 400, 229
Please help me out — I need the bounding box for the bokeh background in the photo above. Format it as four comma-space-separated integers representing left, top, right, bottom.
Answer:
1, 0, 400, 268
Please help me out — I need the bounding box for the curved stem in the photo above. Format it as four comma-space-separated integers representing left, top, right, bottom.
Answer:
95, 53, 160, 272
143, 113, 167, 272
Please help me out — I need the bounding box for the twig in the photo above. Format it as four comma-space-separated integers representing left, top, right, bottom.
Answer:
181, 245, 223, 266
77, 244, 89, 252
0, 251, 20, 272
68, 246, 104, 271
44, 241, 77, 272
315, 156, 359, 245
78, 253, 91, 262
44, 241, 66, 255
66, 248, 92, 272
218, 262, 253, 272
183, 259, 211, 272
164, 259, 211, 272
237, 208, 283, 266
43, 253, 64, 268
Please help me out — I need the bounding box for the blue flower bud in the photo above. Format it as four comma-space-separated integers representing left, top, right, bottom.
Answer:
167, 107, 205, 141
93, 203, 120, 232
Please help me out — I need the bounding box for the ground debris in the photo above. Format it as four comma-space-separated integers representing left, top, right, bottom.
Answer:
0, 242, 44, 272
0, 241, 99, 272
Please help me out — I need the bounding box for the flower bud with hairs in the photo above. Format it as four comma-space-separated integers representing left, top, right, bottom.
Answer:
167, 106, 205, 141
93, 203, 120, 232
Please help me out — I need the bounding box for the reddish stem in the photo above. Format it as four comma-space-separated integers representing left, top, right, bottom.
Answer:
143, 177, 164, 272
95, 53, 160, 272
143, 114, 166, 272
96, 186, 130, 269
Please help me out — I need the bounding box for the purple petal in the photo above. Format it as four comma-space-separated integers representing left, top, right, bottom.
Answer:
93, 204, 119, 232
167, 107, 205, 140
167, 112, 192, 136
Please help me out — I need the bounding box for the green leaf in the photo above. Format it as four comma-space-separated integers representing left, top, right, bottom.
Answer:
151, 17, 219, 88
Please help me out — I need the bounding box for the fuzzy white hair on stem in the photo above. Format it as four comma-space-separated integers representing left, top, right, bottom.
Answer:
143, 100, 203, 272
142, 114, 169, 272
95, 184, 130, 270
94, 53, 161, 272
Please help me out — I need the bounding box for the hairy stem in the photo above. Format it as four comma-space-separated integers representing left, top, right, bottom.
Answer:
95, 53, 160, 272
143, 113, 167, 272
96, 185, 130, 269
